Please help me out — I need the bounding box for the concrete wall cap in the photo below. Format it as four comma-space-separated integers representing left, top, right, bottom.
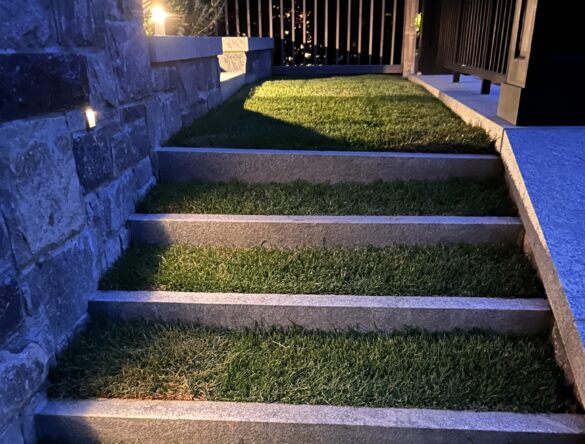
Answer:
222, 37, 275, 52
149, 36, 223, 63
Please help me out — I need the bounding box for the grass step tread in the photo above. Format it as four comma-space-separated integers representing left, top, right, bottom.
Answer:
49, 319, 576, 413
138, 179, 517, 217
168, 76, 493, 154
100, 244, 543, 298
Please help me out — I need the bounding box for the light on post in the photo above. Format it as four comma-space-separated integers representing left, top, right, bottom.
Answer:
151, 6, 169, 36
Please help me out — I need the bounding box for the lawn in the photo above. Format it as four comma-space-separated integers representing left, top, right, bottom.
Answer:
49, 319, 576, 413
100, 244, 543, 298
168, 76, 494, 153
138, 178, 517, 216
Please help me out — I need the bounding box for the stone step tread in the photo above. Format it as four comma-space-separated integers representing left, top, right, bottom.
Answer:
37, 400, 585, 444
90, 290, 551, 335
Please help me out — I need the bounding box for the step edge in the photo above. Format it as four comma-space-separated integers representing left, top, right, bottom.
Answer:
157, 146, 501, 160
37, 399, 585, 434
128, 214, 523, 225
91, 291, 550, 312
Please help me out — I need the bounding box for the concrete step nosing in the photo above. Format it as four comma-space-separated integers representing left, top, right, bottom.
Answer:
129, 214, 522, 225
128, 214, 524, 247
92, 290, 548, 311
157, 146, 500, 159
156, 147, 503, 183
36, 399, 585, 443
89, 291, 551, 335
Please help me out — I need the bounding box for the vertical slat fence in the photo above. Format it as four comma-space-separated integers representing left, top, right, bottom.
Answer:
221, 0, 405, 67
437, 0, 515, 83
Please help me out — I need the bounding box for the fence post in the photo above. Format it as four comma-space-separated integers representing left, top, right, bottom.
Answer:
402, 0, 419, 77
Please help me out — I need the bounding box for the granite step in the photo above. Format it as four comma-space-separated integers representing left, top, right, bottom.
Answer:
36, 399, 585, 444
89, 290, 551, 335
157, 147, 503, 183
128, 214, 523, 248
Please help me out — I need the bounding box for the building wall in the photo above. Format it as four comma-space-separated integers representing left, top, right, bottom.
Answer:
0, 1, 222, 441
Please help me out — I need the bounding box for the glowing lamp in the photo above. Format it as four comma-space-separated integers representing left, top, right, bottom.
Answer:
151, 6, 169, 36
85, 107, 97, 129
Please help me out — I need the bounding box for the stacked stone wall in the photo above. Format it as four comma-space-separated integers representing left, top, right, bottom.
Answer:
0, 1, 221, 441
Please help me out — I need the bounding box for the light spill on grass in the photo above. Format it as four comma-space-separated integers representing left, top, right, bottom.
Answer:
100, 244, 543, 298
48, 319, 576, 413
168, 76, 494, 153
137, 179, 517, 217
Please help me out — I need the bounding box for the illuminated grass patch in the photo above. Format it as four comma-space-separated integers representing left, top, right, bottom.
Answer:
49, 319, 576, 413
100, 244, 542, 298
138, 178, 517, 216
169, 76, 493, 153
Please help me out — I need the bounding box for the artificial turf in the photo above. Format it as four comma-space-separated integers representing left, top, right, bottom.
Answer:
100, 244, 543, 298
167, 76, 494, 153
137, 178, 517, 217
48, 319, 576, 413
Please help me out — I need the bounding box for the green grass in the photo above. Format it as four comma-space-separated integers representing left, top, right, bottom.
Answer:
100, 244, 543, 298
138, 179, 517, 216
168, 76, 494, 153
49, 319, 576, 413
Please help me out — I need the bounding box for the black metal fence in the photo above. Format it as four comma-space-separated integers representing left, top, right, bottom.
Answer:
218, 0, 405, 67
436, 0, 515, 84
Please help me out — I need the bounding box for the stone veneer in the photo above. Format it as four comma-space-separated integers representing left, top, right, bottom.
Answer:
0, 1, 246, 441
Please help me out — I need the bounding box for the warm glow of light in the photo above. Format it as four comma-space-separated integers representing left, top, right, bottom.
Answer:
151, 6, 169, 22
85, 107, 97, 129
151, 6, 169, 36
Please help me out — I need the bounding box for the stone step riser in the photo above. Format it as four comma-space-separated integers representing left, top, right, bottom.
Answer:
36, 400, 585, 444
157, 147, 503, 183
90, 291, 551, 335
129, 214, 524, 248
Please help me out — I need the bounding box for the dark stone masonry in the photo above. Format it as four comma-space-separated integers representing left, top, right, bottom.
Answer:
0, 54, 89, 122
0, 0, 243, 441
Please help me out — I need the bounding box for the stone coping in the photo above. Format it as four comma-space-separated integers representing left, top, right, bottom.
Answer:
149, 36, 223, 63
148, 36, 274, 64
409, 74, 585, 403
36, 399, 585, 443
222, 37, 275, 52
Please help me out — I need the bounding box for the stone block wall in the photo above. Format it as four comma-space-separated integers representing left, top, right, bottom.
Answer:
0, 1, 222, 442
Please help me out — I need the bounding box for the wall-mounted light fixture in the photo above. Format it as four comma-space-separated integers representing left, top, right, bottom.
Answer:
85, 107, 97, 129
151, 6, 169, 36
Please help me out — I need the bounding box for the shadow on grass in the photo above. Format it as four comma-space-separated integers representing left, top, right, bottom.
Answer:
168, 81, 495, 154
98, 243, 545, 299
